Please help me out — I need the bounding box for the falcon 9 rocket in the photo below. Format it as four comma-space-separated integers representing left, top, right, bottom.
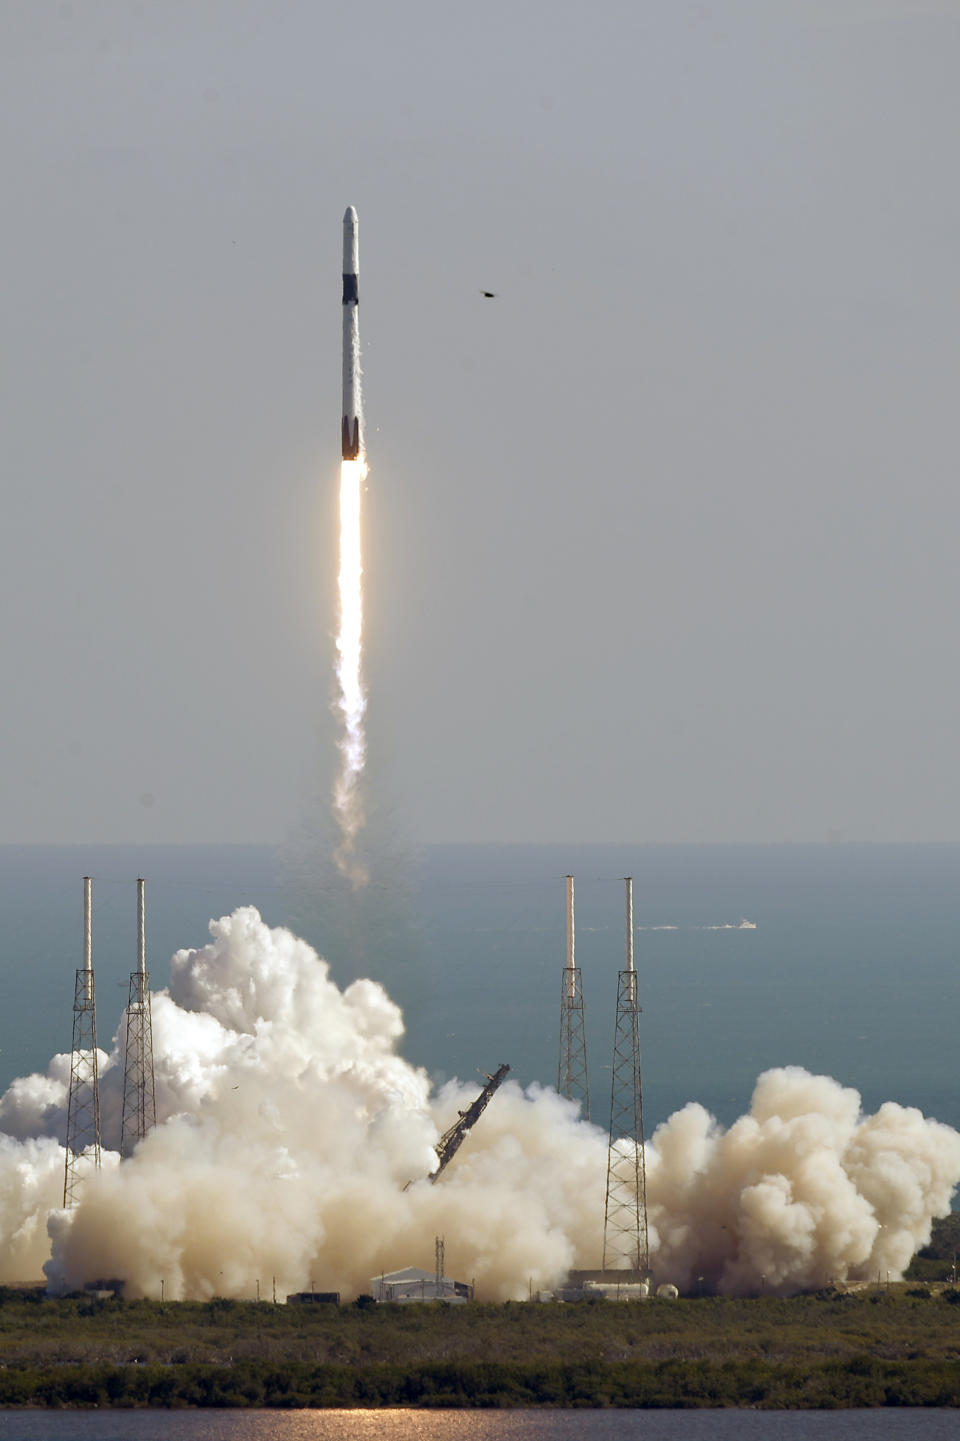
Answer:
341, 206, 362, 460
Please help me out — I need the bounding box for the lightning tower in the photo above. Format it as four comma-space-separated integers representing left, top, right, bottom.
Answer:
557, 874, 589, 1119
63, 876, 102, 1208
602, 876, 649, 1273
121, 877, 157, 1158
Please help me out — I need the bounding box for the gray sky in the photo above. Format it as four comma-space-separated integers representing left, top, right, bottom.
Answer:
2, 0, 959, 846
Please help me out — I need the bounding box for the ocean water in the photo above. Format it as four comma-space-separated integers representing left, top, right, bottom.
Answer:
1, 842, 958, 1136
0, 1409, 959, 1440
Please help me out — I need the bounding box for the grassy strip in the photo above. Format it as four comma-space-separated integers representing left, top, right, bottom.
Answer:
1, 1356, 960, 1409
6, 1288, 960, 1365
3, 1289, 960, 1408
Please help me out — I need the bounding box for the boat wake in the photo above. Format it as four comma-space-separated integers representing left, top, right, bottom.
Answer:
636, 918, 757, 932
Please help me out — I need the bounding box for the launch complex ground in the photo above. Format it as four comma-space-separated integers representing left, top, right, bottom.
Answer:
1, 1283, 960, 1408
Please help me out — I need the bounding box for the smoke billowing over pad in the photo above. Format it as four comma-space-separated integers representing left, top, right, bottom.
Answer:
0, 908, 956, 1298
646, 1066, 960, 1293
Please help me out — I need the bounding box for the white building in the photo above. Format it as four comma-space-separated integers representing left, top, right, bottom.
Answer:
371, 1266, 473, 1304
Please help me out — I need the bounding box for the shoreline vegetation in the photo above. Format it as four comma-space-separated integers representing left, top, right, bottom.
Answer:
3, 1284, 960, 1409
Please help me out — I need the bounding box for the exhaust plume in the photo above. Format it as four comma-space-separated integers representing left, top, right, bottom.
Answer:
0, 908, 956, 1298
332, 457, 368, 887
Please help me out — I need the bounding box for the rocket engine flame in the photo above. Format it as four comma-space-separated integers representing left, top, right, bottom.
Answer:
333, 457, 368, 886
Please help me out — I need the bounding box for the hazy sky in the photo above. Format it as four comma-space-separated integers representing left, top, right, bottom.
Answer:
2, 0, 959, 846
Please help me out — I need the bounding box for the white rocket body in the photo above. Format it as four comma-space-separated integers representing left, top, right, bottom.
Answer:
341, 206, 363, 460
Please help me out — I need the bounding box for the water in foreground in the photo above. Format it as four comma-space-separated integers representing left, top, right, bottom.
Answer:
0, 1409, 959, 1441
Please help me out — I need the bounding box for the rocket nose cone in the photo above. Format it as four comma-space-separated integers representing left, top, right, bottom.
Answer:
343, 206, 358, 225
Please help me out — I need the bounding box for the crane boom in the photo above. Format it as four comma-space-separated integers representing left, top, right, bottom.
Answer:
402, 1064, 511, 1191
431, 1063, 510, 1181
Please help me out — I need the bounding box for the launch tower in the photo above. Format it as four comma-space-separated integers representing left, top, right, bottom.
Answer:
120, 877, 157, 1158
63, 876, 102, 1208
602, 877, 649, 1273
557, 874, 589, 1119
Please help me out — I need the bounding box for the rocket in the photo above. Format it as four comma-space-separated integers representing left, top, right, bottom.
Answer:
341, 205, 363, 461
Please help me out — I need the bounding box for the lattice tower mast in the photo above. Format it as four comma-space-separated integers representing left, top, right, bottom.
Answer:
557, 874, 590, 1119
121, 877, 157, 1158
602, 876, 649, 1273
63, 876, 102, 1208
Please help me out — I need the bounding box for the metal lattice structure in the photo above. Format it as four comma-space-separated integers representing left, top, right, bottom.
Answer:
405, 1064, 511, 1190
602, 877, 649, 1274
63, 877, 102, 1209
557, 874, 590, 1119
121, 878, 157, 1159
432, 1064, 510, 1181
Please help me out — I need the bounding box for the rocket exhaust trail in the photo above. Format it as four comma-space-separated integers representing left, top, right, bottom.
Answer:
333, 457, 367, 884
333, 207, 368, 886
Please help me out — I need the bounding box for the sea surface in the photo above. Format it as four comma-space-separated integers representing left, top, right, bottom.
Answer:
0, 1409, 958, 1440
1, 842, 958, 1136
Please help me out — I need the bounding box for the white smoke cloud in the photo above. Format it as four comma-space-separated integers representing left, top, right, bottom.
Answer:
646, 1068, 960, 1294
0, 907, 956, 1297
0, 1134, 65, 1279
